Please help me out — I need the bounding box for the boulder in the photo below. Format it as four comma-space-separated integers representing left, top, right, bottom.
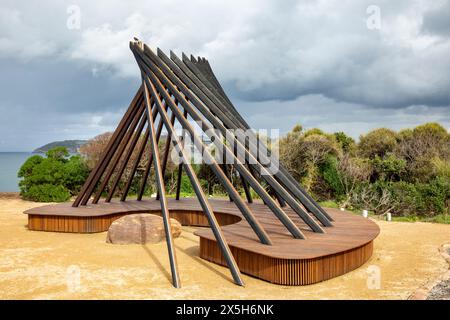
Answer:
106, 214, 182, 244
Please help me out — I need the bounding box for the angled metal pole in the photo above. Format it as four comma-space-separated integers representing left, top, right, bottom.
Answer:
169, 51, 332, 224
148, 86, 273, 245
175, 109, 188, 200
137, 62, 245, 285
221, 164, 234, 202
142, 75, 180, 289
132, 46, 300, 240
106, 112, 148, 202
133, 45, 306, 238
192, 56, 331, 220
156, 110, 176, 200
120, 126, 150, 201
84, 98, 144, 205
92, 104, 146, 204
73, 88, 143, 207
134, 46, 325, 233
137, 100, 168, 200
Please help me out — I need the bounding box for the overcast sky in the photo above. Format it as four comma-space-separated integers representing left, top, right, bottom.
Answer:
0, 0, 449, 151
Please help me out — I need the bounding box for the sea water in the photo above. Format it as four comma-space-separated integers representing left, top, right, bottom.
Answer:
0, 152, 32, 192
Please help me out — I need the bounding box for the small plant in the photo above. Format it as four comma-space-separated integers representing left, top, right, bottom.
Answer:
18, 147, 89, 202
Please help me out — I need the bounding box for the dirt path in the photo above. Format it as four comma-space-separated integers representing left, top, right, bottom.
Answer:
1, 198, 449, 299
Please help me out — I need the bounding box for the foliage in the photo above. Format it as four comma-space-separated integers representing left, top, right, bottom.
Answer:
178, 174, 194, 195
18, 147, 89, 202
21, 120, 449, 220
358, 128, 397, 159
25, 184, 71, 202
334, 132, 355, 153
279, 122, 450, 218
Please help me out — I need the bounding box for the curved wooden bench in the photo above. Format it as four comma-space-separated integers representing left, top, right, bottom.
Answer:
24, 197, 379, 285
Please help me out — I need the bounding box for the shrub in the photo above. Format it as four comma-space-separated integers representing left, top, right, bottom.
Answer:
372, 154, 406, 181
18, 147, 89, 202
388, 176, 450, 216
25, 184, 71, 202
320, 155, 344, 198
179, 174, 194, 195
358, 128, 397, 159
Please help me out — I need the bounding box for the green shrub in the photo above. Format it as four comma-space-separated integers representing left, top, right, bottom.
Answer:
179, 174, 194, 195
18, 147, 89, 202
25, 184, 71, 202
320, 155, 344, 197
389, 176, 450, 216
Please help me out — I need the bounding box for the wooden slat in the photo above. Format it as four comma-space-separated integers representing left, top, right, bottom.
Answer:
25, 198, 378, 284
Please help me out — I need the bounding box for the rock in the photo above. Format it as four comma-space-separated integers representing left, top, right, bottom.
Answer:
106, 214, 182, 244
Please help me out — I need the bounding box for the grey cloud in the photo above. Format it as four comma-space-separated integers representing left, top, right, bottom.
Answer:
422, 1, 450, 37
0, 0, 449, 151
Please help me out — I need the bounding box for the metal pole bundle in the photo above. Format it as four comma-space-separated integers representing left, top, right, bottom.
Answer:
72, 38, 335, 288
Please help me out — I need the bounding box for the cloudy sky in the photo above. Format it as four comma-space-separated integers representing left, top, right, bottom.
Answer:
0, 0, 449, 151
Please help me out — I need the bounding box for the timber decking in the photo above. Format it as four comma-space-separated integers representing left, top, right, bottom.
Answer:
24, 198, 379, 285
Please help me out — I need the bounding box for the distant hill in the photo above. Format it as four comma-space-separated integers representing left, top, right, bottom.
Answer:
33, 140, 88, 154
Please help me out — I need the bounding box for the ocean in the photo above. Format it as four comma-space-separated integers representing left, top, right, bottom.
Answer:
0, 152, 32, 192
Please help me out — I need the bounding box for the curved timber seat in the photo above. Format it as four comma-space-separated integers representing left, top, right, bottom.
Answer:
24, 197, 379, 285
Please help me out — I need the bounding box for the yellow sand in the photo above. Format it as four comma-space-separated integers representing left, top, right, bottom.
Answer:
1, 198, 449, 300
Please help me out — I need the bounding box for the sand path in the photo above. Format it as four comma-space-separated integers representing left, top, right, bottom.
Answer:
1, 198, 449, 299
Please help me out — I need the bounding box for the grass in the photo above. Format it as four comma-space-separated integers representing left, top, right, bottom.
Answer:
318, 200, 450, 224
318, 200, 340, 209
392, 214, 450, 224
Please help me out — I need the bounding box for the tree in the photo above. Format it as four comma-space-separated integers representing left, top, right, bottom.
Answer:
395, 122, 450, 182
79, 132, 113, 170
301, 133, 340, 192
18, 147, 89, 202
337, 155, 372, 207
358, 128, 398, 159
334, 131, 356, 153
279, 124, 339, 194
372, 153, 406, 182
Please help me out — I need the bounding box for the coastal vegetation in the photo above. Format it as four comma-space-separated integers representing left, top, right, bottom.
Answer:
279, 122, 450, 219
18, 122, 449, 221
18, 147, 89, 202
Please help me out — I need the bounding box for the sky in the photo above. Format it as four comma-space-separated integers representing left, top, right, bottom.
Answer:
0, 0, 449, 151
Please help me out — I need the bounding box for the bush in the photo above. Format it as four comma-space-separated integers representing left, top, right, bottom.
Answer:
320, 155, 344, 198
25, 184, 71, 202
18, 147, 89, 202
179, 174, 194, 195
358, 128, 398, 159
389, 176, 450, 216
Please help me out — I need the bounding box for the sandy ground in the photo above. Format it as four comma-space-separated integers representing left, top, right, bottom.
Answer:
1, 197, 450, 300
